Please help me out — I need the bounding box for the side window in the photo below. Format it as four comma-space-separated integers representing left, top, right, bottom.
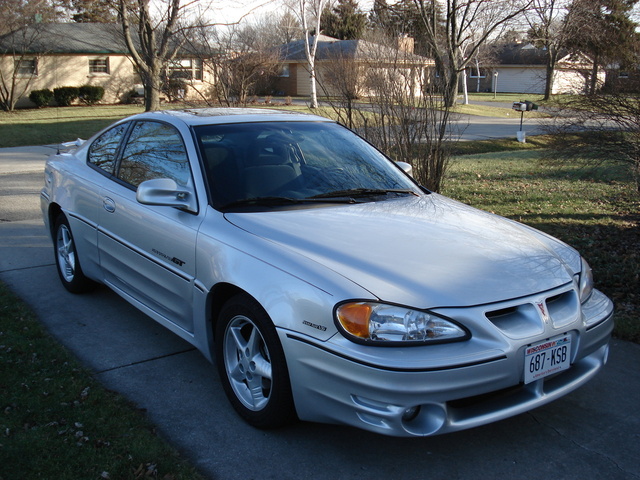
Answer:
88, 123, 128, 174
117, 121, 191, 188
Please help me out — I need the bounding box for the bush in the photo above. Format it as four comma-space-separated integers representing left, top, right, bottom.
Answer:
53, 86, 80, 106
162, 78, 188, 102
28, 89, 53, 108
78, 85, 105, 105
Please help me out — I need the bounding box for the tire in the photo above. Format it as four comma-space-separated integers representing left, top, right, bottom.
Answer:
53, 215, 97, 294
215, 294, 296, 429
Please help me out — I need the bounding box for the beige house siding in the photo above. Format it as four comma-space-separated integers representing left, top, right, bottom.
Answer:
1, 53, 137, 107
553, 67, 603, 94
1, 53, 214, 108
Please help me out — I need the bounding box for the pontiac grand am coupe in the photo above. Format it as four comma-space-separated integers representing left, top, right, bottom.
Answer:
41, 108, 614, 436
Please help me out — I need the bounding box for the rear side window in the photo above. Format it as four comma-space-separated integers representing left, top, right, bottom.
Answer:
117, 121, 191, 188
88, 123, 128, 174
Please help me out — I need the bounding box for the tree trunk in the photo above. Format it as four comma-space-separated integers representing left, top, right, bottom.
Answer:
543, 48, 559, 101
461, 70, 469, 105
143, 72, 162, 111
443, 69, 459, 108
309, 64, 318, 108
589, 55, 599, 95
544, 62, 555, 101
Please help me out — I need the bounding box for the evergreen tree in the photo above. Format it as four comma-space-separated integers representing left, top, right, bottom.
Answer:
70, 0, 117, 23
320, 0, 367, 40
565, 0, 640, 94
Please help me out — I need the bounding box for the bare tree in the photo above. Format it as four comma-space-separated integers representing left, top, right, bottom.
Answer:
290, 0, 328, 108
410, 0, 533, 106
0, 0, 63, 35
318, 32, 458, 192
217, 24, 283, 105
318, 48, 365, 127
116, 0, 212, 111
0, 24, 44, 111
526, 0, 573, 100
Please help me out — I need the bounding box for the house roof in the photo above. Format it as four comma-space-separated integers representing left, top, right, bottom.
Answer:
278, 35, 431, 65
496, 43, 548, 65
0, 23, 128, 54
0, 22, 212, 56
493, 42, 582, 66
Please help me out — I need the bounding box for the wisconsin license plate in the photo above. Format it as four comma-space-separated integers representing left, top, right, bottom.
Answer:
524, 335, 572, 384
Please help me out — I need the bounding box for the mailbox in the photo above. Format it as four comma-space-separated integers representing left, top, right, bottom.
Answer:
512, 101, 539, 111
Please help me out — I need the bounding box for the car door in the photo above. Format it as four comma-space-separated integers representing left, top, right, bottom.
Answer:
97, 120, 201, 333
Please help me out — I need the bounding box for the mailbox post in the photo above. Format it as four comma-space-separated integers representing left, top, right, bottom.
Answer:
512, 100, 538, 142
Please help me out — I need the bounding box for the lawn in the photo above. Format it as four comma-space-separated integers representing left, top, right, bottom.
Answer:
0, 283, 205, 480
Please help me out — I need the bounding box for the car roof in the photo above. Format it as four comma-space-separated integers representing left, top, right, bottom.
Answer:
130, 108, 335, 127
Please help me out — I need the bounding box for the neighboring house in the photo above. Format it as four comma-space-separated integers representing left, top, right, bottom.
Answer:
604, 64, 640, 93
0, 23, 212, 108
466, 43, 603, 95
274, 35, 433, 98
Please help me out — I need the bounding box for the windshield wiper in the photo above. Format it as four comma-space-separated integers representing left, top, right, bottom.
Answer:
220, 196, 356, 210
308, 188, 419, 200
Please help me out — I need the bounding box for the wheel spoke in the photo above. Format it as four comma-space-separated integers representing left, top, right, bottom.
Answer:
224, 315, 273, 411
252, 354, 272, 380
228, 324, 248, 351
57, 226, 76, 281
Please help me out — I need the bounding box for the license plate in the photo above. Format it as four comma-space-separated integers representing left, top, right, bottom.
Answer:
524, 335, 571, 384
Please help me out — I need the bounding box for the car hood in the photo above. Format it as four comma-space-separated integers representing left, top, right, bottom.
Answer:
224, 195, 579, 308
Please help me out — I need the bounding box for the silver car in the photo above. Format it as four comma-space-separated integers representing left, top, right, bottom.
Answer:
41, 108, 614, 437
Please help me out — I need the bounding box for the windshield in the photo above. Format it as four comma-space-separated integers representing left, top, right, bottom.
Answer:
194, 121, 421, 210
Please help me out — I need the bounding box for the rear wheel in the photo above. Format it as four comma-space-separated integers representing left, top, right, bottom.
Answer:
215, 294, 296, 428
53, 215, 96, 293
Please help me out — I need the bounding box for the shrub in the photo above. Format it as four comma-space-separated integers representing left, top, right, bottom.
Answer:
53, 86, 80, 106
162, 78, 188, 102
78, 85, 105, 105
28, 89, 53, 108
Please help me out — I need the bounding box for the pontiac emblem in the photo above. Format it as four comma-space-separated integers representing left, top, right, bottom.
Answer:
537, 302, 551, 323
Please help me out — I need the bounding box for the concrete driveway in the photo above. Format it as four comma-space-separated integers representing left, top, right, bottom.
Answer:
0, 144, 638, 480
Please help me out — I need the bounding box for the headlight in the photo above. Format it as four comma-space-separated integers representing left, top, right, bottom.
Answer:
577, 258, 594, 304
335, 302, 469, 345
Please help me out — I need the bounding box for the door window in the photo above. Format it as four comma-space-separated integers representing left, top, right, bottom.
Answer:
117, 121, 191, 188
88, 123, 129, 174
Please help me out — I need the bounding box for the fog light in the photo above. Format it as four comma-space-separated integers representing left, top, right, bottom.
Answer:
402, 405, 421, 422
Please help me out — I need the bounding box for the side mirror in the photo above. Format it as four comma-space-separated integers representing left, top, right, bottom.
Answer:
136, 178, 197, 213
396, 161, 413, 177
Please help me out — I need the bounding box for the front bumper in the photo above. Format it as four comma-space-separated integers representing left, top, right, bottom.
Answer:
281, 290, 613, 437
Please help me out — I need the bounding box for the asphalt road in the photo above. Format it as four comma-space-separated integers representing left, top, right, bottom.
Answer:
0, 143, 638, 480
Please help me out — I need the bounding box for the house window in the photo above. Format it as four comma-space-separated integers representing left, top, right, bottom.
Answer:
280, 64, 290, 78
167, 59, 203, 81
618, 71, 630, 79
15, 58, 37, 76
469, 68, 487, 78
89, 58, 109, 74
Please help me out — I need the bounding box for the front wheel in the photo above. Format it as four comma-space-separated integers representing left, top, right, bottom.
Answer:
53, 215, 96, 293
215, 294, 296, 429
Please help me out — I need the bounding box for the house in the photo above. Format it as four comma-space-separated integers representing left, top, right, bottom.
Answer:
0, 23, 213, 108
274, 35, 433, 98
465, 43, 603, 95
603, 63, 640, 93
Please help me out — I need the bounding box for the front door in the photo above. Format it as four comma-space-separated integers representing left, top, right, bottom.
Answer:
97, 120, 201, 333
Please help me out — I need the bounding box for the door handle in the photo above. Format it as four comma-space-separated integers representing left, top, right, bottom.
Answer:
103, 197, 116, 213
